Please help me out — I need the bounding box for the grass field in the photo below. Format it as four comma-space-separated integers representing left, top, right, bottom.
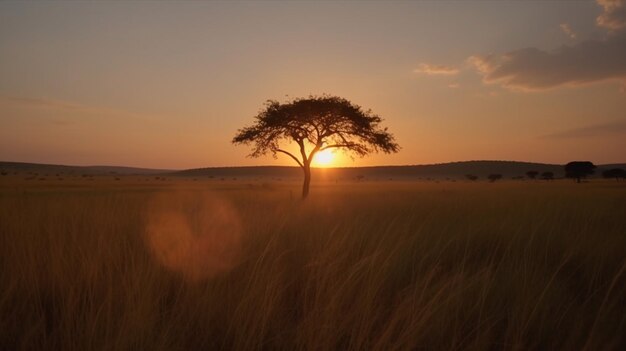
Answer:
1, 177, 625, 350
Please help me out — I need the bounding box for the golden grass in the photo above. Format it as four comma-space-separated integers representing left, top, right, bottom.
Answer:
0, 177, 625, 350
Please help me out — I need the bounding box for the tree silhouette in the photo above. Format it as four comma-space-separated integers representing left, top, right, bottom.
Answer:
526, 170, 539, 180
488, 174, 502, 182
541, 171, 554, 181
465, 174, 478, 181
602, 168, 626, 181
564, 161, 596, 183
233, 95, 399, 198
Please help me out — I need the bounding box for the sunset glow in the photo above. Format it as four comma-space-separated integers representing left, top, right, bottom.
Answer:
313, 149, 335, 167
2, 2, 626, 350
0, 1, 624, 168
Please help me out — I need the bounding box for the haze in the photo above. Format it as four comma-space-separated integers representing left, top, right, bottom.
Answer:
1, 0, 625, 169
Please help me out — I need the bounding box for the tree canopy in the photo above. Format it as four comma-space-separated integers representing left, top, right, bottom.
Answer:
488, 174, 503, 182
465, 174, 478, 181
233, 95, 399, 197
564, 161, 596, 183
526, 171, 539, 179
602, 168, 626, 181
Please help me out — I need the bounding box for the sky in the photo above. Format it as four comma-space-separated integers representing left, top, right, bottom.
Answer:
1, 0, 625, 169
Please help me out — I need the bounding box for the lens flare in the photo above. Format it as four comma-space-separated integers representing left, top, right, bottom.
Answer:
144, 192, 242, 281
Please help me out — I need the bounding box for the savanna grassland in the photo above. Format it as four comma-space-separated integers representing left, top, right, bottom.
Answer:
0, 176, 625, 350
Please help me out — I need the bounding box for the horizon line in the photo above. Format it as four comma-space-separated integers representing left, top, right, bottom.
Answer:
2, 159, 626, 172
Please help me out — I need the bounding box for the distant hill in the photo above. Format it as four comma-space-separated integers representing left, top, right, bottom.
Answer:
599, 164, 626, 171
176, 161, 562, 180
0, 161, 172, 175
175, 161, 626, 180
2, 160, 624, 180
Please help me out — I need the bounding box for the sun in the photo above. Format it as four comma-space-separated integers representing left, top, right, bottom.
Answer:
313, 149, 335, 167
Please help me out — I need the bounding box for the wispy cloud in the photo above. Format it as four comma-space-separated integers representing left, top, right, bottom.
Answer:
468, 0, 626, 91
540, 120, 626, 139
0, 95, 157, 123
467, 32, 626, 91
0, 96, 85, 110
596, 0, 626, 30
413, 63, 459, 76
560, 23, 577, 39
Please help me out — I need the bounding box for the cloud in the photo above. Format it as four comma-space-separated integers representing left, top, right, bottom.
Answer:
467, 0, 626, 91
596, 0, 626, 30
0, 96, 89, 126
413, 63, 459, 75
468, 32, 626, 90
560, 23, 577, 39
0, 95, 84, 110
0, 95, 156, 122
540, 120, 626, 139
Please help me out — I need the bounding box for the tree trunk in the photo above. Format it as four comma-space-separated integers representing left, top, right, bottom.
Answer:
302, 165, 311, 199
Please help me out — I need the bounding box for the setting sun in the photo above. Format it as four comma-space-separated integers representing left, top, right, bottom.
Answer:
313, 149, 335, 167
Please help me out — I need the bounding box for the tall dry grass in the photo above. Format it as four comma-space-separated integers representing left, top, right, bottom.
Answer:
0, 179, 625, 350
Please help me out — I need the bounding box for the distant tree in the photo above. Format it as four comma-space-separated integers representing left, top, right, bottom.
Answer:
233, 95, 399, 198
488, 174, 503, 182
602, 168, 626, 181
541, 171, 554, 181
565, 161, 596, 183
526, 170, 539, 180
465, 174, 478, 181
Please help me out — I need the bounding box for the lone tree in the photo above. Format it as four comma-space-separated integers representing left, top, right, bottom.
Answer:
602, 168, 626, 181
541, 171, 554, 181
465, 174, 478, 181
488, 174, 503, 182
232, 95, 399, 198
526, 170, 539, 180
564, 161, 596, 183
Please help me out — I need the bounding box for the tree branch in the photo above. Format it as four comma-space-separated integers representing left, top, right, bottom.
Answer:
319, 143, 355, 151
275, 149, 303, 168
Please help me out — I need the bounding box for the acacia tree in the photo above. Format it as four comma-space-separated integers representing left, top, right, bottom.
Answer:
465, 174, 478, 181
602, 168, 626, 181
526, 170, 539, 180
488, 173, 503, 182
565, 161, 596, 183
232, 95, 399, 198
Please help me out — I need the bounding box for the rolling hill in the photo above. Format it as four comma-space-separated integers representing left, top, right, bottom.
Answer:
2, 160, 625, 180
175, 161, 626, 180
0, 161, 172, 176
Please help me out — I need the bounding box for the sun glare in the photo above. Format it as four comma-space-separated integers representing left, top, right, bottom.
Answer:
314, 149, 335, 167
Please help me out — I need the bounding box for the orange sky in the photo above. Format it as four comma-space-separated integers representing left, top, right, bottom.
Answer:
1, 1, 625, 169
